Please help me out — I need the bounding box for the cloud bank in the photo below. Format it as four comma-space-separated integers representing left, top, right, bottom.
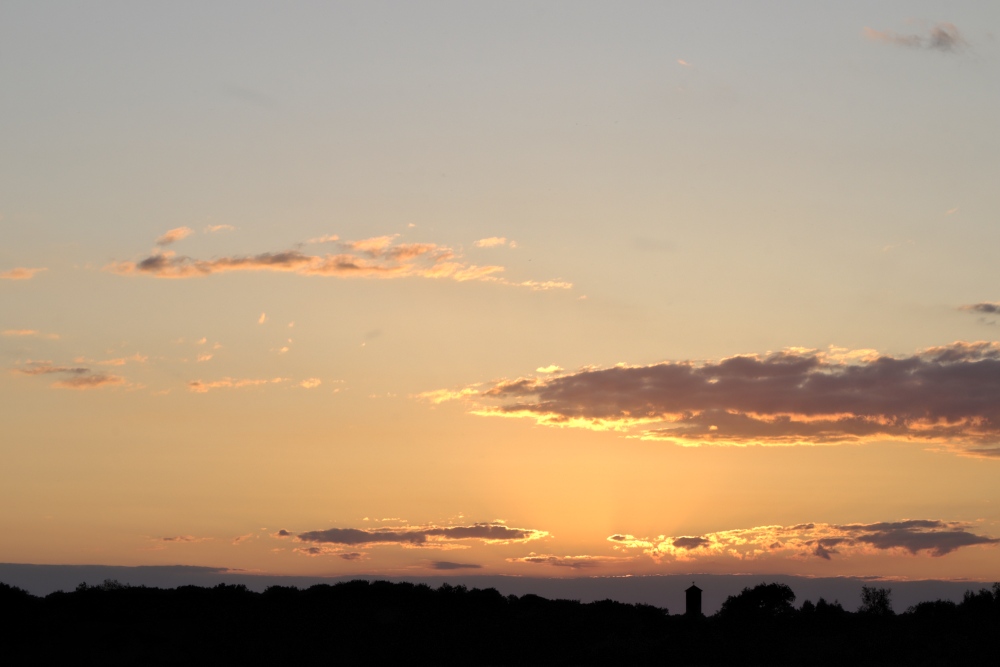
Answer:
430, 342, 1000, 457
609, 520, 998, 563
109, 234, 568, 290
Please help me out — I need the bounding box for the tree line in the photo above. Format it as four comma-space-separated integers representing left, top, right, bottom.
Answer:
1, 578, 998, 664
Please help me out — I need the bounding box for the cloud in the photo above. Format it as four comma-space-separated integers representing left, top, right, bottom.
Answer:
155, 227, 195, 246
961, 303, 1000, 316
204, 224, 236, 233
506, 554, 612, 569
300, 378, 322, 389
474, 237, 512, 248
291, 546, 368, 559
232, 534, 254, 545
608, 520, 998, 563
296, 522, 548, 548
52, 374, 125, 390
863, 22, 967, 53
429, 561, 483, 570
2, 330, 59, 340
272, 530, 293, 538
672, 536, 711, 550
437, 341, 1000, 457
12, 361, 125, 390
536, 365, 563, 374
108, 234, 570, 290
188, 377, 287, 393
0, 267, 46, 280
158, 535, 211, 543
258, 312, 267, 324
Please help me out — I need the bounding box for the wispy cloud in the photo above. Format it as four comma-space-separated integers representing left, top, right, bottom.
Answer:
188, 377, 287, 393
0, 267, 46, 280
2, 329, 59, 340
108, 234, 569, 290
12, 361, 125, 390
155, 227, 194, 246
474, 237, 515, 248
506, 554, 619, 569
295, 522, 548, 548
863, 22, 968, 53
292, 546, 368, 560
425, 341, 1000, 457
158, 535, 212, 543
609, 520, 998, 563
204, 224, 236, 233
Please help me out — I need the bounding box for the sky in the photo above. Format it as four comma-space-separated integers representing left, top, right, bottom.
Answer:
3, 1, 1000, 587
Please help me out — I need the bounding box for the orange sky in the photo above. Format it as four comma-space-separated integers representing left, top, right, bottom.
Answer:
3, 2, 1000, 584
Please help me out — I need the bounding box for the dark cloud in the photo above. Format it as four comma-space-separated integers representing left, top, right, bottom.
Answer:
961, 303, 1000, 316
272, 530, 292, 538
465, 342, 1000, 456
430, 561, 483, 570
863, 22, 967, 53
296, 523, 548, 547
339, 552, 365, 561
672, 537, 710, 550
837, 521, 999, 557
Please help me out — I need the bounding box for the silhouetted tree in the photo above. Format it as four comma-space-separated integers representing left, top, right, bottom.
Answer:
717, 582, 796, 620
858, 585, 893, 616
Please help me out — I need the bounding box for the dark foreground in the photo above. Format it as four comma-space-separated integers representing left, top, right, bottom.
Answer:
2, 579, 998, 665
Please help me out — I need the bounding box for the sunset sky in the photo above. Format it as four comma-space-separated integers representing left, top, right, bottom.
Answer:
3, 1, 1000, 586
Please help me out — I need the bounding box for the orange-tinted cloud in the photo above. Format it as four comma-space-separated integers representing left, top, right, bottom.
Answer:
0, 267, 46, 280
440, 342, 1000, 457
863, 22, 967, 52
296, 522, 548, 548
12, 361, 125, 390
609, 520, 998, 563
2, 329, 59, 340
188, 377, 287, 393
155, 227, 194, 246
108, 234, 570, 290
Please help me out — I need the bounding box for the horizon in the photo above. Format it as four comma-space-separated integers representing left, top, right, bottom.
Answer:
4, 563, 998, 616
3, 2, 1000, 592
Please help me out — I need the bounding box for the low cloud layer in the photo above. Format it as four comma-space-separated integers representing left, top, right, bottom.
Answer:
429, 342, 1000, 457
609, 520, 998, 563
109, 234, 568, 290
12, 361, 125, 390
1, 267, 46, 280
296, 522, 548, 548
506, 554, 621, 569
429, 561, 483, 570
863, 22, 967, 53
